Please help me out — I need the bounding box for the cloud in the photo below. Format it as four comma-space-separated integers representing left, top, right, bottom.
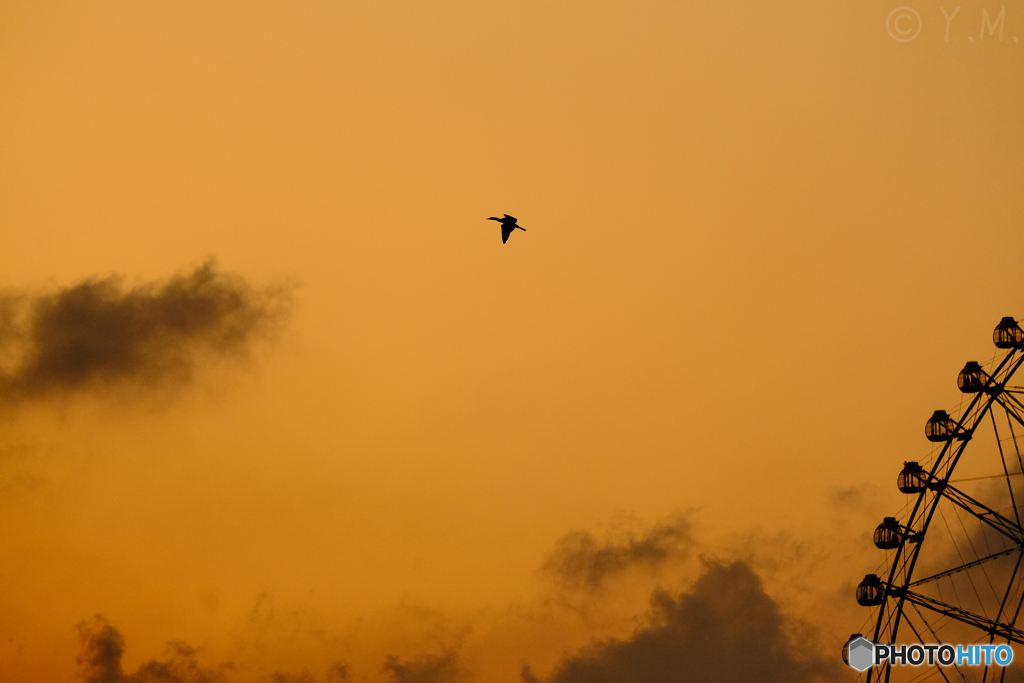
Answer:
542, 514, 694, 590
76, 615, 459, 683
270, 674, 317, 683
77, 616, 125, 683
524, 560, 842, 683
828, 486, 867, 508
326, 663, 350, 681
70, 522, 845, 683
0, 261, 290, 405
383, 652, 460, 683
827, 484, 886, 520
77, 615, 231, 683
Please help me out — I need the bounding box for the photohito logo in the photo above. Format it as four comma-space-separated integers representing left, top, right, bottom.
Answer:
845, 636, 1014, 672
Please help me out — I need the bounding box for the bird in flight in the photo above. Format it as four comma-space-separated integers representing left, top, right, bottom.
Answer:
487, 214, 526, 244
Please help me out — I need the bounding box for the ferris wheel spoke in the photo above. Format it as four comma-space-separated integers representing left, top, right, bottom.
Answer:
937, 484, 1024, 545
909, 547, 1022, 589
989, 412, 1021, 527
993, 353, 1024, 387
908, 602, 972, 683
901, 612, 956, 683
867, 660, 893, 683
1003, 572, 1024, 643
1005, 417, 1024, 480
991, 550, 1024, 627
899, 589, 1024, 645
1002, 392, 1024, 410
994, 393, 1024, 430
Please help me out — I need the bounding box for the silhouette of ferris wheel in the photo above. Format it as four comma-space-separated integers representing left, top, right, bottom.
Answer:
849, 317, 1024, 683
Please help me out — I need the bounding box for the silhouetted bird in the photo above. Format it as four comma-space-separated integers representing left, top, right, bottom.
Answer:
488, 214, 526, 244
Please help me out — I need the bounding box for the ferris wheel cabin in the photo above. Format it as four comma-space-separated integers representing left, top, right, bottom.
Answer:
856, 574, 885, 606
957, 361, 989, 393
924, 410, 956, 442
873, 517, 902, 550
897, 461, 927, 494
993, 316, 1024, 348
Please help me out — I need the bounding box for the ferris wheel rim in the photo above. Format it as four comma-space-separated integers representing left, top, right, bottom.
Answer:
857, 327, 1024, 683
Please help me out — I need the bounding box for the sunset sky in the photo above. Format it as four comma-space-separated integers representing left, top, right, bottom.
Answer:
1, 1, 1024, 681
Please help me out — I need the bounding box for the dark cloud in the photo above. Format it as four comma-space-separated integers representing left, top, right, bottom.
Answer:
326, 663, 350, 681
77, 616, 126, 683
0, 261, 290, 405
73, 543, 841, 683
383, 652, 460, 683
77, 615, 231, 683
525, 560, 841, 683
828, 486, 864, 507
542, 515, 694, 590
827, 484, 883, 516
270, 674, 316, 683
76, 616, 454, 683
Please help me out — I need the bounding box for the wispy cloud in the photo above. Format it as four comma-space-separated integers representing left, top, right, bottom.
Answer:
383, 651, 460, 683
542, 514, 694, 590
0, 261, 290, 406
270, 673, 318, 683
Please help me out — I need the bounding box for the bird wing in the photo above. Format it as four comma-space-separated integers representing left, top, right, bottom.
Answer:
503, 214, 517, 223
502, 225, 514, 243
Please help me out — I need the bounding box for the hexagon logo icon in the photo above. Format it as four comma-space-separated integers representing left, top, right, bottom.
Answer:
847, 636, 875, 672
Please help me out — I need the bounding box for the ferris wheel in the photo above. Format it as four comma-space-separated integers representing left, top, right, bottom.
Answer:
848, 317, 1024, 682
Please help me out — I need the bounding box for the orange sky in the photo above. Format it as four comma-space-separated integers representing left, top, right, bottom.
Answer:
1, 1, 1023, 681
